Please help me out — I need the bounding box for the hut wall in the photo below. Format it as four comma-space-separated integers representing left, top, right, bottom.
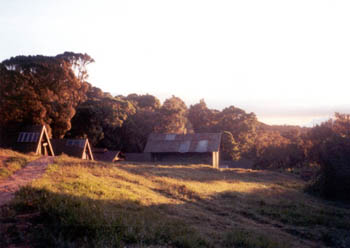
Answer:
152, 152, 212, 165
125, 153, 152, 162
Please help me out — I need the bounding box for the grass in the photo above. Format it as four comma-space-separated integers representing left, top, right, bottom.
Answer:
223, 229, 288, 248
6, 187, 205, 247
0, 149, 36, 180
1, 151, 350, 247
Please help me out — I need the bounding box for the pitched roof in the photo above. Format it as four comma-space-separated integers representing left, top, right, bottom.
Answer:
51, 138, 94, 160
144, 133, 222, 153
0, 125, 54, 155
93, 148, 121, 162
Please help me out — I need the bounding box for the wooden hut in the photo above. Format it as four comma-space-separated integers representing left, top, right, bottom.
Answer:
144, 133, 222, 168
51, 138, 94, 160
0, 125, 54, 156
93, 148, 122, 162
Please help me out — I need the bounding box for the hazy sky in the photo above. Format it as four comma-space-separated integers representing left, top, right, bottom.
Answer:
1, 0, 350, 126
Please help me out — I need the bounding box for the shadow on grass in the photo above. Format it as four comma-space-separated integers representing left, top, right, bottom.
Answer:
0, 186, 208, 248
0, 188, 293, 248
1, 185, 350, 248
214, 188, 350, 248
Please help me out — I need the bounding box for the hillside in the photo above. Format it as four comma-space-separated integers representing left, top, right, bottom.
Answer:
1, 152, 350, 247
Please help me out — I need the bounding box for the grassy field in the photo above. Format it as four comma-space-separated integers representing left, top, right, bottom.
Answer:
0, 149, 37, 180
1, 152, 350, 247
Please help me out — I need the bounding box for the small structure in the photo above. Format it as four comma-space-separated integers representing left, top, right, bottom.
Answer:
0, 125, 54, 156
93, 148, 122, 162
144, 133, 222, 168
124, 153, 152, 162
51, 138, 94, 160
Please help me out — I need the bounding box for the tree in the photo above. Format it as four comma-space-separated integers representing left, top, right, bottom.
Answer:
67, 90, 135, 149
307, 135, 350, 200
154, 96, 190, 134
125, 93, 161, 110
303, 113, 350, 200
221, 131, 240, 160
0, 52, 94, 137
118, 108, 159, 152
117, 94, 161, 152
188, 99, 218, 133
215, 106, 258, 156
333, 112, 350, 138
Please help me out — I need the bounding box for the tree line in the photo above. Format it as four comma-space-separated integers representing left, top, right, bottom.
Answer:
1, 52, 349, 200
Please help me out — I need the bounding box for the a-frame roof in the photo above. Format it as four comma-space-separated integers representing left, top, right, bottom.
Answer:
0, 125, 54, 156
51, 138, 94, 160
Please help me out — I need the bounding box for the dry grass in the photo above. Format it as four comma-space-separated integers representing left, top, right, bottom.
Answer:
0, 149, 37, 180
1, 152, 350, 247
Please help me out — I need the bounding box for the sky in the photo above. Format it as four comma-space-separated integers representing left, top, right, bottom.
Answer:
1, 0, 350, 126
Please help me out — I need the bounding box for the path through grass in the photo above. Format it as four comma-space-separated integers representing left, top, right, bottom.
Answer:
0, 149, 36, 180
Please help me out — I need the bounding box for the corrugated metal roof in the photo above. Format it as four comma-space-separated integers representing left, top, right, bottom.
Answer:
144, 133, 222, 153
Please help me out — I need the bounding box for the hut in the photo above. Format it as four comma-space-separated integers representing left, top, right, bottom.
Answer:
93, 148, 122, 162
51, 138, 94, 160
144, 133, 222, 168
124, 153, 152, 162
0, 125, 54, 156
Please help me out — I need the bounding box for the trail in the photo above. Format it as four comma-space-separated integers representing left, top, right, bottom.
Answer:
0, 156, 53, 206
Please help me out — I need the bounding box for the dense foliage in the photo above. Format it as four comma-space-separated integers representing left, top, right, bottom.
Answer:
0, 52, 93, 137
304, 114, 350, 200
66, 86, 135, 149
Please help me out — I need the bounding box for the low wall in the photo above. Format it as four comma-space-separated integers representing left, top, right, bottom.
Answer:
152, 152, 212, 165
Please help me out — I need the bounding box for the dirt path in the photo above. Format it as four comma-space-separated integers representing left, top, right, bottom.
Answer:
0, 156, 53, 206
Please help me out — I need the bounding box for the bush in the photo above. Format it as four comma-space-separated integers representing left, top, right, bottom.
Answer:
306, 136, 350, 201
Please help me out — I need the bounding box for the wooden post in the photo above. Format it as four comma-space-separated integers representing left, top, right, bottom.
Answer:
43, 143, 48, 156
217, 152, 219, 168
212, 152, 219, 168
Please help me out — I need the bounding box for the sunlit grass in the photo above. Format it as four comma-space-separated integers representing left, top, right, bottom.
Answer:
1, 153, 350, 247
0, 149, 37, 180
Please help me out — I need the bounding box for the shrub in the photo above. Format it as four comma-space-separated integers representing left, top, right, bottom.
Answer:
306, 136, 350, 201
